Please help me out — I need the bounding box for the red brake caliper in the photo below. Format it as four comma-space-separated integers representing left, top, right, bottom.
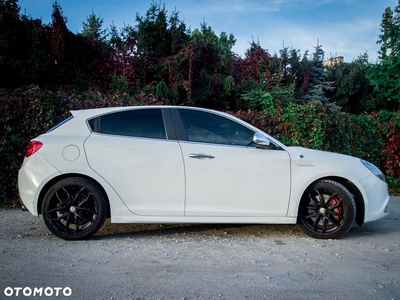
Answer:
331, 197, 341, 221
57, 201, 66, 215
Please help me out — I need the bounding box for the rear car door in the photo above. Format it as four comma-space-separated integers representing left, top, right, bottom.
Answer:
84, 108, 185, 216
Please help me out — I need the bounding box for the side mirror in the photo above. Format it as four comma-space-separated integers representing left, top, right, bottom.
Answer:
252, 132, 271, 148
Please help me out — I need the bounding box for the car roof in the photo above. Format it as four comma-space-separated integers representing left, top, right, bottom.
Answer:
71, 105, 229, 119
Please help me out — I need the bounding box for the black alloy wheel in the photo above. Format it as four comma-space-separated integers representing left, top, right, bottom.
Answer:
298, 180, 356, 239
42, 177, 107, 240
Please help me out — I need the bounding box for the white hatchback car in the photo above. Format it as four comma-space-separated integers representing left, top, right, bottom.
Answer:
18, 106, 390, 240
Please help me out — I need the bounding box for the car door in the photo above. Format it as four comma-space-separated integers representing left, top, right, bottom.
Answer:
175, 108, 291, 217
84, 108, 185, 216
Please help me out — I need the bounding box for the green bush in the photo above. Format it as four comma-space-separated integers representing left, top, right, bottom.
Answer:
0, 86, 58, 202
0, 85, 142, 206
1, 88, 399, 207
232, 101, 399, 194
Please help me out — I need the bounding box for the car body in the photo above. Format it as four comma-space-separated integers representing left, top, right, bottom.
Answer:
18, 106, 390, 240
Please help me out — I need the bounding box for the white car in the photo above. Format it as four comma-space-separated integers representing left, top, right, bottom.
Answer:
18, 106, 390, 240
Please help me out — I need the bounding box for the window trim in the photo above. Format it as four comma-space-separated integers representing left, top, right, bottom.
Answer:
87, 108, 168, 140
173, 108, 256, 147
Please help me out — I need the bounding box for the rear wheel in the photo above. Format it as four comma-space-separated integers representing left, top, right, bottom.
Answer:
298, 180, 356, 239
42, 177, 107, 240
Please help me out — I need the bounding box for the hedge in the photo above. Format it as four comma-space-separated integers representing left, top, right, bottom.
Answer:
1, 86, 399, 207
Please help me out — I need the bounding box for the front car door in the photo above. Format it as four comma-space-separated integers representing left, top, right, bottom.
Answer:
174, 108, 291, 217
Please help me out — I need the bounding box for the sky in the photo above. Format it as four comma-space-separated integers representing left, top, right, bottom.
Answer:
17, 0, 399, 62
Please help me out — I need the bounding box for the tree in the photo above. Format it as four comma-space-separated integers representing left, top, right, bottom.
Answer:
326, 53, 375, 113
104, 22, 139, 93
132, 3, 189, 92
81, 10, 107, 41
288, 49, 311, 99
49, 1, 70, 79
367, 1, 400, 111
186, 22, 236, 108
0, 0, 53, 87
302, 43, 335, 107
48, 2, 110, 88
233, 41, 272, 88
135, 2, 188, 57
0, 0, 26, 87
268, 47, 310, 104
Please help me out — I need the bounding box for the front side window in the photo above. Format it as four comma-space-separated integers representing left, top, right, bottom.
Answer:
88, 109, 166, 139
178, 109, 254, 146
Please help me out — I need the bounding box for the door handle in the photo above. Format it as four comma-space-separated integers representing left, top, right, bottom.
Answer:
188, 153, 215, 159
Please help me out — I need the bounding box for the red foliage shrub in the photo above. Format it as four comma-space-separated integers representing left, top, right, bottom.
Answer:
380, 124, 400, 178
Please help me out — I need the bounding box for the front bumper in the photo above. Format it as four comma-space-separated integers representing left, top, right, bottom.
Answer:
359, 174, 390, 223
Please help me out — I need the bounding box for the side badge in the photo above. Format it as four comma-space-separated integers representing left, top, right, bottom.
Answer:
298, 153, 314, 167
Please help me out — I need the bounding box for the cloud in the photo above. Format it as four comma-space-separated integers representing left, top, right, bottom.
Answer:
184, 0, 337, 15
233, 16, 381, 61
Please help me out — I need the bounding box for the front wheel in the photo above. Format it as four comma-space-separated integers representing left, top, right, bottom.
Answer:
297, 180, 356, 239
42, 177, 107, 240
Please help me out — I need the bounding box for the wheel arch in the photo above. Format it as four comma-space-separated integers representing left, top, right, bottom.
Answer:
299, 176, 365, 226
37, 174, 111, 218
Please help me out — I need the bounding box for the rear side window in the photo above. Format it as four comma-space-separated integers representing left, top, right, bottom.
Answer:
88, 109, 166, 139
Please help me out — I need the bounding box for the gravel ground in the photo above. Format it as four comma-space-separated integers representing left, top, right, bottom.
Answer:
1, 197, 399, 300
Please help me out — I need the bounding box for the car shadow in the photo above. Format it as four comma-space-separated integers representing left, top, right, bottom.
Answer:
93, 221, 302, 240
347, 218, 400, 238
93, 213, 400, 241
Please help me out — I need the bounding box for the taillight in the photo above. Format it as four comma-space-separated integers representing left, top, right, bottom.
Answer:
26, 141, 43, 157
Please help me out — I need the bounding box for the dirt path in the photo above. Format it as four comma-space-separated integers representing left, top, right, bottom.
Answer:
1, 197, 399, 299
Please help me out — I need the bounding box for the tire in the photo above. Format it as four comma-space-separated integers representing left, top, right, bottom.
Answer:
297, 180, 356, 239
42, 177, 107, 240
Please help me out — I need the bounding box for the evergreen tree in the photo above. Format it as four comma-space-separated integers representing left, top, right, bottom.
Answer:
135, 2, 188, 57
326, 53, 374, 113
279, 46, 290, 81
131, 3, 189, 92
274, 47, 311, 102
50, 1, 70, 78
302, 43, 335, 107
289, 49, 310, 99
107, 22, 122, 49
187, 22, 236, 108
81, 10, 107, 41
0, 0, 25, 87
367, 1, 400, 110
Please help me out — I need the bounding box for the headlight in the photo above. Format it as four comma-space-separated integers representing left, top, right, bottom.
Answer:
361, 159, 385, 182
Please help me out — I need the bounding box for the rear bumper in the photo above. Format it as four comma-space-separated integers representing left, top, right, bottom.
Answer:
18, 154, 60, 216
